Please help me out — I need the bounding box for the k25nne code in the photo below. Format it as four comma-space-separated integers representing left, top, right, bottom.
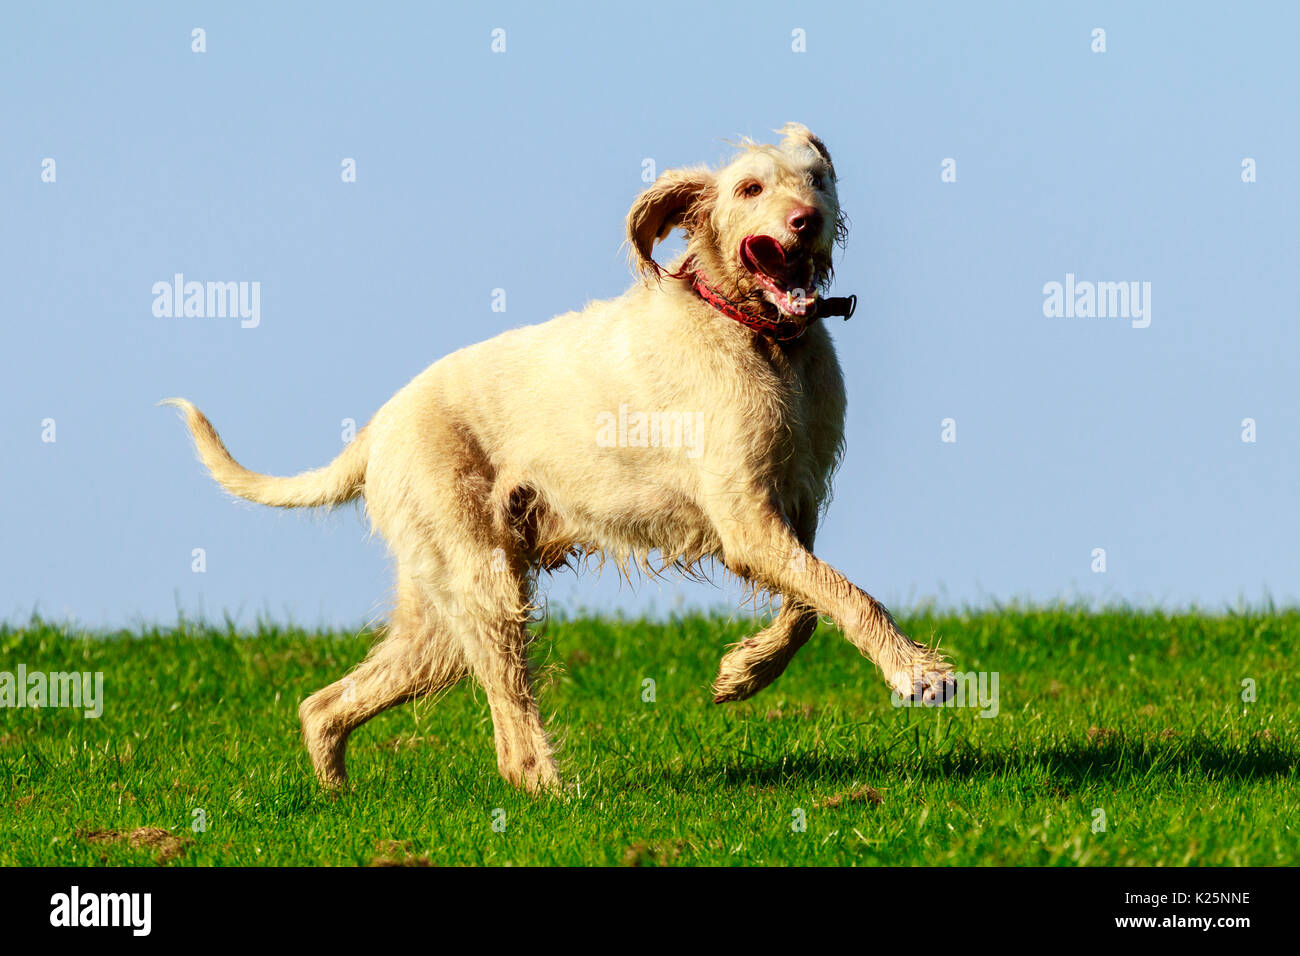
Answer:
1126, 892, 1250, 908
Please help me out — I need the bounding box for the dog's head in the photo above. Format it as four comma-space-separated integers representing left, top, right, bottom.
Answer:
627, 123, 845, 318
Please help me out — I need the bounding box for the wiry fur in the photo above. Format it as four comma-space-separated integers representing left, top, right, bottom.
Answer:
164, 124, 953, 793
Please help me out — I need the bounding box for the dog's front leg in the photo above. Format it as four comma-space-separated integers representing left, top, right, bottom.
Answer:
713, 513, 820, 703
712, 599, 819, 703
710, 495, 953, 701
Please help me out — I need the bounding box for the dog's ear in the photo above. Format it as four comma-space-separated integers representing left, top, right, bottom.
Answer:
626, 166, 715, 280
778, 122, 836, 181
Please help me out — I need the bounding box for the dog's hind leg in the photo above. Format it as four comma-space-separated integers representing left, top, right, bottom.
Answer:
299, 577, 467, 788
432, 539, 559, 792
463, 615, 559, 793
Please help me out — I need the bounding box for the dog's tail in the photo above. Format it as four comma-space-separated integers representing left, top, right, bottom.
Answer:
160, 398, 368, 509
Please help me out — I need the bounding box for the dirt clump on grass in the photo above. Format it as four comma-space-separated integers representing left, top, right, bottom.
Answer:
369, 839, 433, 867
817, 785, 884, 809
621, 840, 688, 866
76, 826, 192, 864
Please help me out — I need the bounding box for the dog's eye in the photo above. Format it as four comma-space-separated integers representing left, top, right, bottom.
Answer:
809, 173, 824, 191
742, 181, 763, 198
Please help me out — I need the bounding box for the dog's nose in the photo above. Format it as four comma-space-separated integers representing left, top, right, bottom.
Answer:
787, 205, 822, 236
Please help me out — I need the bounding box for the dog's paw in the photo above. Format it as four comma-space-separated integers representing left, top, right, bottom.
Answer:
500, 754, 562, 794
712, 637, 797, 703
711, 667, 764, 704
913, 670, 957, 704
890, 667, 956, 705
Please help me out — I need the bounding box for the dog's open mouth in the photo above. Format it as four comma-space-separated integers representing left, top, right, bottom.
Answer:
739, 235, 819, 317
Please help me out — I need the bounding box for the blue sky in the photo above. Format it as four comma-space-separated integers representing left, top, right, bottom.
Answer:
3, 2, 1297, 629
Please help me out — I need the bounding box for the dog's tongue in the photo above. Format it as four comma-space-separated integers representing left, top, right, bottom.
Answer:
739, 234, 789, 281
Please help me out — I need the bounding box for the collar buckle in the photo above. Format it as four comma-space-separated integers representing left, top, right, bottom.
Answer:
677, 257, 856, 342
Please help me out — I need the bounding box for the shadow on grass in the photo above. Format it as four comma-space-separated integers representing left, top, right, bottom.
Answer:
667, 737, 1299, 790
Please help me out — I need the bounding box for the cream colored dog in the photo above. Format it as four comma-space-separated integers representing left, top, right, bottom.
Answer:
165, 123, 953, 792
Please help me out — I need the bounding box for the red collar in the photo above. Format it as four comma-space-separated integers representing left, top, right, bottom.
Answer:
661, 257, 856, 343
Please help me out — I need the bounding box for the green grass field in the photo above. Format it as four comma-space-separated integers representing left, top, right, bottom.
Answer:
1, 607, 1296, 866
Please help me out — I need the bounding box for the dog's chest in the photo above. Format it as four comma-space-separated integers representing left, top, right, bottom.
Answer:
755, 335, 846, 497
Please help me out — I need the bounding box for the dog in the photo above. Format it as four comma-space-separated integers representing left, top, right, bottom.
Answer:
164, 123, 954, 792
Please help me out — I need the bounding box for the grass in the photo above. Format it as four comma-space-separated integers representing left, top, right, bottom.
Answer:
1, 606, 1296, 866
